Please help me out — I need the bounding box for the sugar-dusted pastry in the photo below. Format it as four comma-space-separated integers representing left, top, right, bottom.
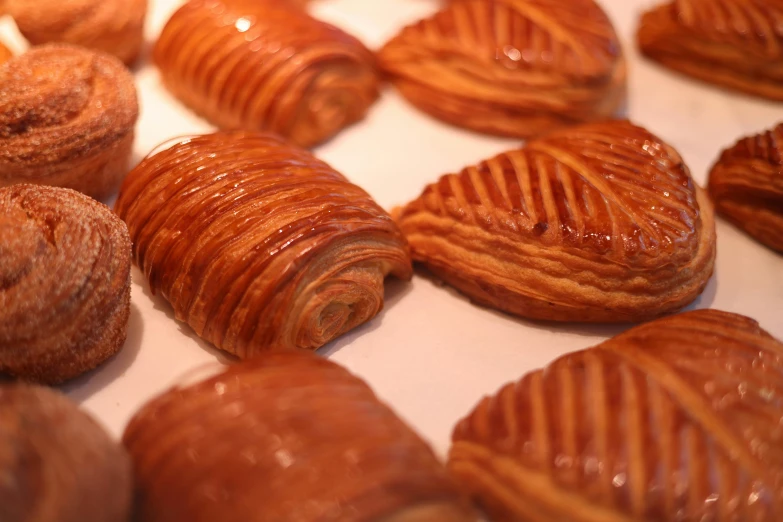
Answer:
395, 120, 716, 322
449, 309, 783, 521
708, 123, 783, 252
638, 0, 783, 100
0, 185, 131, 384
0, 44, 139, 200
123, 351, 476, 522
0, 41, 12, 64
378, 0, 626, 138
1, 383, 132, 522
154, 0, 379, 148
115, 132, 411, 358
5, 0, 147, 65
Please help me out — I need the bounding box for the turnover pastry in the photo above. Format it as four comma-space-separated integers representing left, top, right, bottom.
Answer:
114, 132, 411, 358
638, 0, 783, 100
449, 309, 783, 521
708, 122, 783, 252
0, 383, 132, 522
0, 44, 139, 200
395, 120, 716, 323
0, 185, 132, 384
378, 0, 627, 138
154, 0, 379, 148
123, 351, 475, 522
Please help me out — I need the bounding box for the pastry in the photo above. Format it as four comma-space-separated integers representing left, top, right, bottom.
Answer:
637, 0, 783, 101
708, 122, 783, 252
378, 0, 626, 138
395, 120, 716, 323
0, 41, 12, 65
123, 351, 476, 522
0, 184, 132, 384
154, 0, 379, 148
5, 0, 147, 65
449, 309, 783, 521
0, 44, 139, 200
114, 132, 411, 358
0, 382, 132, 522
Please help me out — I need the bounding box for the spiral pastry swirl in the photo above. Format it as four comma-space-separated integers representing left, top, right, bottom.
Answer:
115, 132, 411, 358
0, 185, 132, 384
154, 0, 380, 148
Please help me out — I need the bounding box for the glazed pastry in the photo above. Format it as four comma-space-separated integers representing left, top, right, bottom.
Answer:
708, 123, 783, 252
0, 41, 12, 64
638, 0, 783, 101
378, 0, 626, 138
114, 132, 411, 358
0, 185, 131, 384
154, 0, 379, 148
123, 351, 476, 522
5, 0, 147, 65
449, 309, 783, 521
0, 383, 132, 522
0, 44, 139, 200
395, 120, 716, 323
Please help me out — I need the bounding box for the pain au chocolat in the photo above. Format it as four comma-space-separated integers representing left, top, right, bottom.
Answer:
378, 0, 626, 138
123, 351, 476, 522
708, 123, 783, 252
115, 132, 411, 358
449, 309, 783, 521
395, 120, 716, 323
154, 0, 379, 148
638, 0, 783, 101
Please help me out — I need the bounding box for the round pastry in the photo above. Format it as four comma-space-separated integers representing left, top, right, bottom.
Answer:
0, 184, 132, 384
0, 383, 132, 522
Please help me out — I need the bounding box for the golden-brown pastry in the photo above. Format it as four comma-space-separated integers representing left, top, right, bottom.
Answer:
154, 0, 379, 148
378, 0, 627, 138
0, 383, 132, 522
638, 0, 783, 100
115, 132, 411, 358
5, 0, 147, 65
708, 122, 783, 252
0, 184, 131, 384
123, 351, 476, 522
449, 309, 783, 522
395, 120, 716, 323
0, 41, 12, 65
0, 44, 139, 200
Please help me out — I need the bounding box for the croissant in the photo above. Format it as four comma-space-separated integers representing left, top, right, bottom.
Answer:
378, 0, 626, 139
637, 0, 783, 101
0, 184, 131, 384
395, 120, 716, 323
5, 0, 147, 65
0, 44, 139, 200
154, 0, 379, 148
123, 351, 476, 522
114, 132, 412, 358
708, 123, 783, 252
0, 383, 132, 522
449, 309, 783, 521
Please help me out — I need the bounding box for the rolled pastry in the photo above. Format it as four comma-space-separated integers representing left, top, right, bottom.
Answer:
154, 0, 379, 147
123, 351, 476, 522
114, 132, 412, 358
0, 185, 132, 384
395, 120, 716, 322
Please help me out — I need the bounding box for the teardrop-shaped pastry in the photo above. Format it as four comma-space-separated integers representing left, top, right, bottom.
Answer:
395, 120, 716, 322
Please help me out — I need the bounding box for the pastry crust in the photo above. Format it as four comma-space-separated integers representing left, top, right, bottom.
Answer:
154, 0, 379, 148
123, 351, 475, 522
0, 44, 139, 200
637, 0, 783, 100
395, 120, 716, 323
708, 123, 783, 252
0, 185, 132, 384
449, 309, 783, 522
378, 0, 627, 138
115, 132, 412, 358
